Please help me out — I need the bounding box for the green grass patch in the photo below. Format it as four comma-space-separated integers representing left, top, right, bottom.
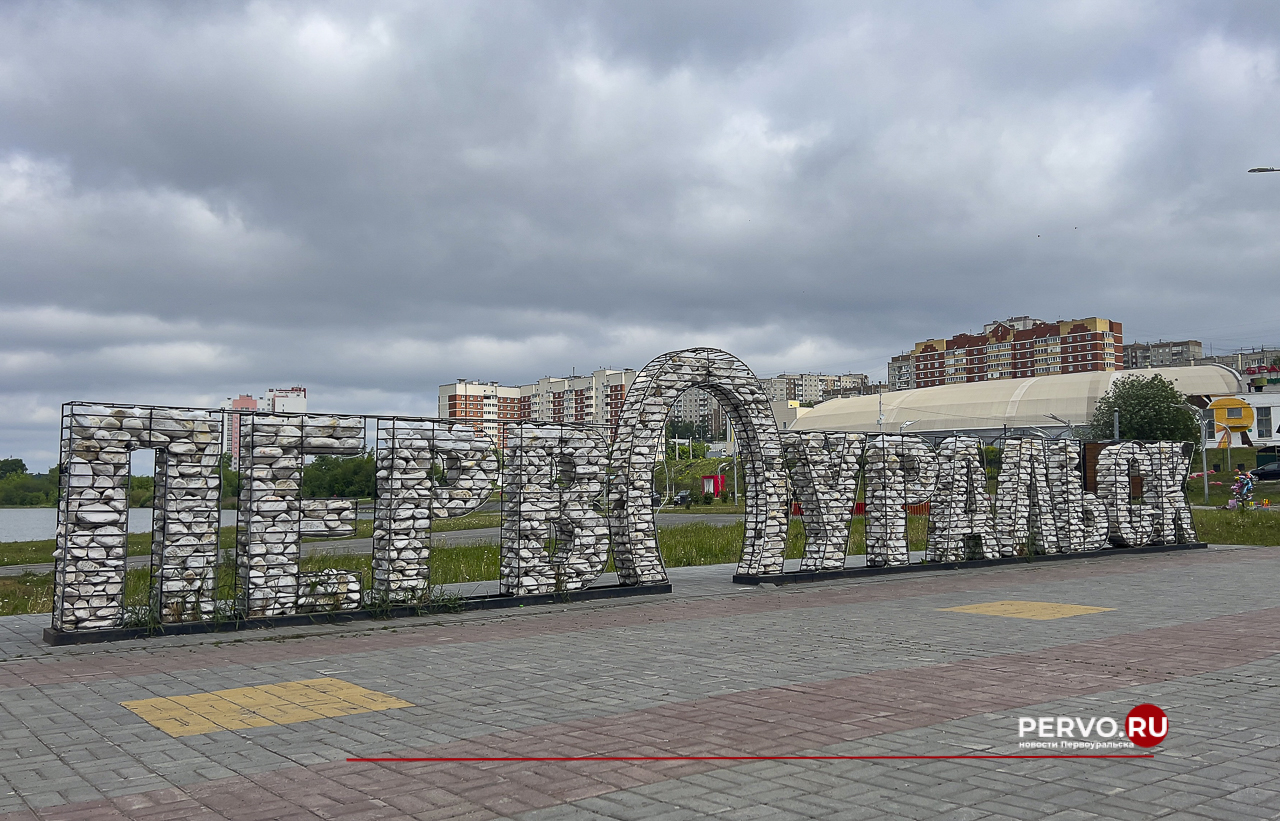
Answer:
305, 510, 501, 542
0, 572, 55, 616
0, 532, 155, 568
1191, 509, 1280, 546
13, 511, 1261, 618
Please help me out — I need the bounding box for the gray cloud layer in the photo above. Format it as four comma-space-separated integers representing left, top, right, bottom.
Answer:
2, 1, 1279, 466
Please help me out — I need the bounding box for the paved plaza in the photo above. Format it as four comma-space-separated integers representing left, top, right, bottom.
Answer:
2, 544, 1279, 820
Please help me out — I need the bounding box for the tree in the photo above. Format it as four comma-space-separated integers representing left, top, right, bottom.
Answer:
0, 466, 58, 506
128, 476, 155, 508
302, 454, 375, 499
1087, 374, 1199, 443
0, 458, 26, 479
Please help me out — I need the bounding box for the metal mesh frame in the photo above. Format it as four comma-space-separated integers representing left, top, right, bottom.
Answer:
609, 347, 788, 582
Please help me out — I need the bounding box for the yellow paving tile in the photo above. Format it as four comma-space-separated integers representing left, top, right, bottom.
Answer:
121, 678, 412, 737
120, 698, 225, 737
258, 681, 366, 719
215, 685, 325, 725
301, 676, 414, 710
938, 600, 1115, 620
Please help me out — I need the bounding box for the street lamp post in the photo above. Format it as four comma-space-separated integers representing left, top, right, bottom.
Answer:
898, 420, 915, 434
1248, 167, 1280, 173
1044, 413, 1073, 439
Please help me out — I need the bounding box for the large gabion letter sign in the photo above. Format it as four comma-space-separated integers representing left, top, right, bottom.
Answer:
55, 404, 222, 630
49, 348, 1204, 640
609, 348, 788, 581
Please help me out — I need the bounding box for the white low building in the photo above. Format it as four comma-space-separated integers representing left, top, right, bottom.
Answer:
793, 365, 1243, 440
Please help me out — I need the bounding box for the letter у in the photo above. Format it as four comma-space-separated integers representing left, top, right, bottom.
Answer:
782, 431, 865, 570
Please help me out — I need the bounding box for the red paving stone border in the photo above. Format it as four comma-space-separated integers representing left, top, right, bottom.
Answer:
7, 592, 1280, 820
0, 546, 1261, 690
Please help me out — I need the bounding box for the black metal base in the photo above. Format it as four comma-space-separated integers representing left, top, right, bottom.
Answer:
42, 582, 673, 646
732, 542, 1210, 586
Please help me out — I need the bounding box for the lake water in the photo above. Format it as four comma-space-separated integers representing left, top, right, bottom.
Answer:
0, 508, 240, 543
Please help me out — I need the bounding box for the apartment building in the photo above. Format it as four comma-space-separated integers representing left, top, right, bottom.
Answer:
890, 316, 1123, 390
1124, 340, 1203, 370
888, 353, 915, 392
1196, 347, 1280, 393
220, 386, 309, 468
766, 372, 871, 404
439, 369, 637, 440
437, 379, 522, 443
670, 387, 727, 438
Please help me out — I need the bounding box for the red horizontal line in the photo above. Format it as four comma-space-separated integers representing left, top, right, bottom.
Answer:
349, 755, 1154, 762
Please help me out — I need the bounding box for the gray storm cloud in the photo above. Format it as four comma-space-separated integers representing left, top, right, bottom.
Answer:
1, 0, 1279, 466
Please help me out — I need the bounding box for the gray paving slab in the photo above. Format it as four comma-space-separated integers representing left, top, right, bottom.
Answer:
0, 544, 1278, 819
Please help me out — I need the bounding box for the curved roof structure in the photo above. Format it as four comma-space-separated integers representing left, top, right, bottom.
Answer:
793, 365, 1242, 436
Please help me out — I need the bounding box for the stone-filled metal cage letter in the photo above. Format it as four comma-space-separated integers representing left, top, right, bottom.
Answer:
54, 403, 223, 631
609, 347, 788, 581
237, 413, 365, 617
373, 417, 498, 602
500, 422, 611, 595
781, 431, 865, 571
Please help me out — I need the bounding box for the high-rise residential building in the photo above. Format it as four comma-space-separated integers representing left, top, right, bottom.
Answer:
220, 387, 309, 468
437, 379, 523, 443
1124, 340, 1203, 370
265, 386, 307, 414
439, 369, 637, 441
219, 394, 259, 469
888, 353, 915, 392
766, 372, 871, 404
670, 387, 727, 438
888, 316, 1123, 390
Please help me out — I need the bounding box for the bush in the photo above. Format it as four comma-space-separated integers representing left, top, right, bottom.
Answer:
302, 454, 375, 498
0, 469, 58, 506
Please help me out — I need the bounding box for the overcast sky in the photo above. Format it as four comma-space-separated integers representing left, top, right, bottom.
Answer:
2, 1, 1279, 468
